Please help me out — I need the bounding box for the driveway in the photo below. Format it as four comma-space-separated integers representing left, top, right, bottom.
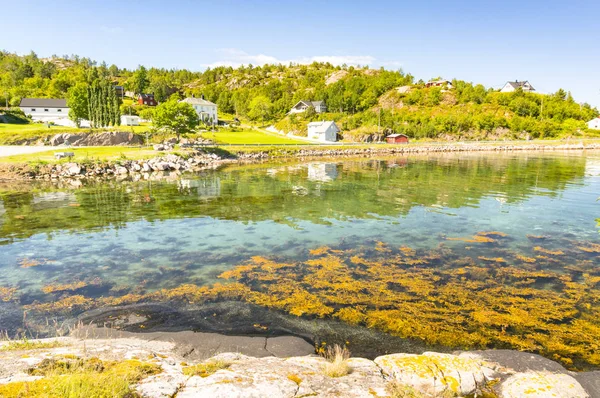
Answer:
0, 146, 58, 158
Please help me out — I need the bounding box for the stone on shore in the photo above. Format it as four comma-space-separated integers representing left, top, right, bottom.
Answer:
498, 371, 589, 398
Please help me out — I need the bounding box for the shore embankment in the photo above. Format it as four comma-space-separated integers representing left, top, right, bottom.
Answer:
1, 141, 599, 181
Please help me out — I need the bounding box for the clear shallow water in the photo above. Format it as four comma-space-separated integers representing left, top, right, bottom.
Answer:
1, 152, 599, 366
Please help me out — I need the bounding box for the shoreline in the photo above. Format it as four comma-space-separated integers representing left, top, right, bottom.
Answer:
1, 141, 599, 181
0, 332, 598, 397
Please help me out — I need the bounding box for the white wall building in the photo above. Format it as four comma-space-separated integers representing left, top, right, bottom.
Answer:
121, 115, 140, 126
501, 81, 536, 93
307, 121, 340, 142
587, 117, 600, 130
181, 97, 218, 124
19, 98, 69, 121
289, 100, 327, 114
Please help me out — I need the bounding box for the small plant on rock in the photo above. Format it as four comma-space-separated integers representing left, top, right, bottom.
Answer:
322, 344, 351, 378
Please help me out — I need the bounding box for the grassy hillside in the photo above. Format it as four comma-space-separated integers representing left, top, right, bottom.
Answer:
1, 50, 598, 142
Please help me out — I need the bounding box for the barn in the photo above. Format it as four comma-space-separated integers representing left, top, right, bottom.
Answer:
386, 134, 409, 144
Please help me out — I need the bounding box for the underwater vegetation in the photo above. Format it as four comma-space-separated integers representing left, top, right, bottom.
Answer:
15, 232, 600, 370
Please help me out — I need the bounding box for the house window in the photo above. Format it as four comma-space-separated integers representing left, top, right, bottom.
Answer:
31, 108, 36, 112
57, 109, 62, 112
44, 109, 49, 112
144, 101, 147, 105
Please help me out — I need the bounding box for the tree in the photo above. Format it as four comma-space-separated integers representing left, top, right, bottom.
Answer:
67, 83, 89, 127
248, 95, 272, 124
131, 65, 149, 95
138, 107, 156, 122
153, 97, 199, 140
86, 80, 121, 128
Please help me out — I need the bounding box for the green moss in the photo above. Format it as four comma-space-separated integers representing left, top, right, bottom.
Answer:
0, 339, 64, 351
183, 359, 231, 377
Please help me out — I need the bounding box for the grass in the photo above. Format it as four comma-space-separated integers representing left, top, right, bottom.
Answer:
0, 338, 64, 352
322, 344, 352, 378
0, 146, 166, 164
0, 357, 160, 398
200, 128, 307, 145
182, 359, 231, 377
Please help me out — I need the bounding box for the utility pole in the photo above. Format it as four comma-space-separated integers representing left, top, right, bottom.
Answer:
378, 107, 381, 133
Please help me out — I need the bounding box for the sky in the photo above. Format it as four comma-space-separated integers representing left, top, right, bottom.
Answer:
3, 0, 600, 107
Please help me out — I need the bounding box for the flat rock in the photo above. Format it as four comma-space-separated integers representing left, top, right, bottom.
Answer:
470, 349, 569, 373
498, 371, 589, 398
573, 371, 600, 398
374, 351, 497, 396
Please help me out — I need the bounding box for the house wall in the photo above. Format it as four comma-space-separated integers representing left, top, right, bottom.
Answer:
193, 105, 218, 124
587, 119, 600, 130
20, 107, 70, 121
121, 115, 140, 126
308, 125, 338, 142
500, 83, 515, 93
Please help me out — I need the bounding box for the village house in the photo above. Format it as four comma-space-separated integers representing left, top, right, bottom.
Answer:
501, 80, 536, 93
425, 79, 453, 89
289, 100, 327, 114
181, 96, 218, 124
19, 98, 69, 122
386, 133, 409, 144
138, 94, 158, 106
121, 115, 140, 126
307, 121, 339, 142
587, 117, 600, 130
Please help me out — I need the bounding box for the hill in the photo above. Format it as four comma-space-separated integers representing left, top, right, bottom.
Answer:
0, 50, 598, 141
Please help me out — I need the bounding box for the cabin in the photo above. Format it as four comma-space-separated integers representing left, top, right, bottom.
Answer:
501, 80, 535, 93
181, 96, 218, 124
289, 100, 327, 114
386, 133, 409, 144
138, 94, 157, 106
114, 85, 124, 97
587, 117, 600, 130
307, 121, 339, 142
426, 79, 453, 89
121, 115, 140, 126
19, 98, 69, 121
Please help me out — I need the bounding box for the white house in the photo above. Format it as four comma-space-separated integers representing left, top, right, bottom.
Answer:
181, 97, 218, 124
19, 98, 69, 122
289, 100, 327, 114
121, 115, 140, 126
501, 80, 536, 93
307, 121, 340, 142
425, 79, 453, 89
587, 117, 600, 130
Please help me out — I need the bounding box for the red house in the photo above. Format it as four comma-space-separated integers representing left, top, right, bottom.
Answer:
386, 134, 409, 144
138, 94, 157, 106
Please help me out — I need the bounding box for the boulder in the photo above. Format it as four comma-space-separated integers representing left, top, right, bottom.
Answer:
498, 371, 589, 398
374, 352, 497, 396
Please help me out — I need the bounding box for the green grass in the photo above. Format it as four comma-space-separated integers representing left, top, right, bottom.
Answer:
182, 359, 231, 377
0, 338, 64, 351
201, 128, 306, 145
0, 146, 166, 164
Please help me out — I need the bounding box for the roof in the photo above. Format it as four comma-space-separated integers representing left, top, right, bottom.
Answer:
504, 81, 534, 89
307, 121, 339, 133
139, 94, 155, 99
293, 100, 325, 108
387, 134, 408, 138
19, 98, 67, 108
181, 97, 217, 106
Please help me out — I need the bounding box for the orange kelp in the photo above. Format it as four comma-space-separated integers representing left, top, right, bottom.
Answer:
23, 241, 600, 369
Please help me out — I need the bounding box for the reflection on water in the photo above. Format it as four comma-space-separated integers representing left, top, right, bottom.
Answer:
0, 153, 599, 368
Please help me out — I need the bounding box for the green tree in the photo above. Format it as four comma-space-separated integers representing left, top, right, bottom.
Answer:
248, 95, 272, 124
131, 66, 149, 95
153, 97, 199, 140
67, 83, 89, 128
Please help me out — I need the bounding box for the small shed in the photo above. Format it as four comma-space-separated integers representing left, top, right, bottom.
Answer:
307, 121, 340, 142
121, 115, 140, 126
386, 133, 409, 144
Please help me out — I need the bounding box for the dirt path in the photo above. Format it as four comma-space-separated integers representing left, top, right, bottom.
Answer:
0, 146, 57, 158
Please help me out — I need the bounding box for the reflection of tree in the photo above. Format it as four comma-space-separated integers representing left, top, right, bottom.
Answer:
0, 155, 587, 240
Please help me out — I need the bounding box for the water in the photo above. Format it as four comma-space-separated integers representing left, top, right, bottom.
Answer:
1, 152, 599, 367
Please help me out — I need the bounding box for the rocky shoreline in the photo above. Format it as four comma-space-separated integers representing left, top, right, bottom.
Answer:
1, 141, 599, 181
0, 333, 598, 397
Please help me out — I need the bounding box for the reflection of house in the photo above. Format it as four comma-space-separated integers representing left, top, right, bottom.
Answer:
307, 163, 338, 182
19, 98, 69, 121
386, 133, 409, 144
32, 192, 77, 210
307, 121, 339, 142
181, 96, 218, 124
138, 94, 157, 106
500, 80, 535, 93
178, 177, 221, 198
289, 100, 327, 114
121, 115, 140, 126
587, 117, 600, 130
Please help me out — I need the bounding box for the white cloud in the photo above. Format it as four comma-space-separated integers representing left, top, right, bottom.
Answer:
202, 49, 379, 68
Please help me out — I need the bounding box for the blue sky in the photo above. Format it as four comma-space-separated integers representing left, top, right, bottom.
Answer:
4, 0, 600, 106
